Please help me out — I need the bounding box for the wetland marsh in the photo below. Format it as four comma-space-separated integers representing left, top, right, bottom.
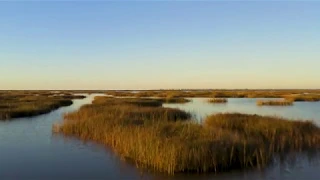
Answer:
1, 91, 320, 180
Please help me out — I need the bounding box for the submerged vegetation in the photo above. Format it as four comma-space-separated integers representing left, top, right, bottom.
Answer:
55, 96, 320, 174
0, 91, 86, 120
257, 99, 293, 106
208, 98, 228, 103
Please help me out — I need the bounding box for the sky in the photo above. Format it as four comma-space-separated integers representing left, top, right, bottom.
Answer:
0, 1, 319, 90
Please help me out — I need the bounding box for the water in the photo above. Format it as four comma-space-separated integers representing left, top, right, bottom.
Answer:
0, 94, 144, 179
0, 96, 319, 179
163, 98, 320, 125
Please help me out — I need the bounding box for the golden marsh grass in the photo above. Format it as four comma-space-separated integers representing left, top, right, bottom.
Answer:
0, 91, 86, 120
55, 97, 320, 174
208, 98, 228, 103
257, 100, 293, 106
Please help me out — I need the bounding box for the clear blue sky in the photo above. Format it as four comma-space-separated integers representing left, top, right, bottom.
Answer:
1, 1, 319, 90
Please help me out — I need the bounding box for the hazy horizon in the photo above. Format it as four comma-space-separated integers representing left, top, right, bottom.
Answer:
1, 1, 319, 90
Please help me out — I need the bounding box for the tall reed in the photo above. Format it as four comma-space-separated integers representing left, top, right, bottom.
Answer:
55, 97, 320, 174
208, 98, 228, 103
0, 92, 85, 120
257, 100, 293, 106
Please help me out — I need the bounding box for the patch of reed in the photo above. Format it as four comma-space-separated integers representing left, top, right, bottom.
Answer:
0, 92, 86, 120
55, 97, 320, 174
105, 90, 320, 99
162, 94, 190, 104
257, 100, 293, 106
208, 98, 228, 103
284, 94, 320, 102
205, 113, 320, 153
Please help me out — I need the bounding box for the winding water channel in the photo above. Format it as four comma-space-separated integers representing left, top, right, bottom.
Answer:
1, 95, 319, 179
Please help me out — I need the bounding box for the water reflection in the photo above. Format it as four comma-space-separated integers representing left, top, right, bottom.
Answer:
163, 98, 320, 125
0, 94, 143, 179
161, 98, 320, 179
0, 96, 319, 179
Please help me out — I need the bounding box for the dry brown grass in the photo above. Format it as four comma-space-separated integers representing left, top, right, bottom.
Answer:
257, 100, 293, 106
0, 91, 86, 120
162, 93, 190, 104
283, 94, 320, 102
55, 97, 320, 174
105, 90, 320, 99
208, 98, 228, 103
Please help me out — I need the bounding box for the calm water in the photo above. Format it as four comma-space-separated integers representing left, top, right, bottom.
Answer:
0, 96, 319, 180
163, 98, 320, 125
0, 94, 146, 179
